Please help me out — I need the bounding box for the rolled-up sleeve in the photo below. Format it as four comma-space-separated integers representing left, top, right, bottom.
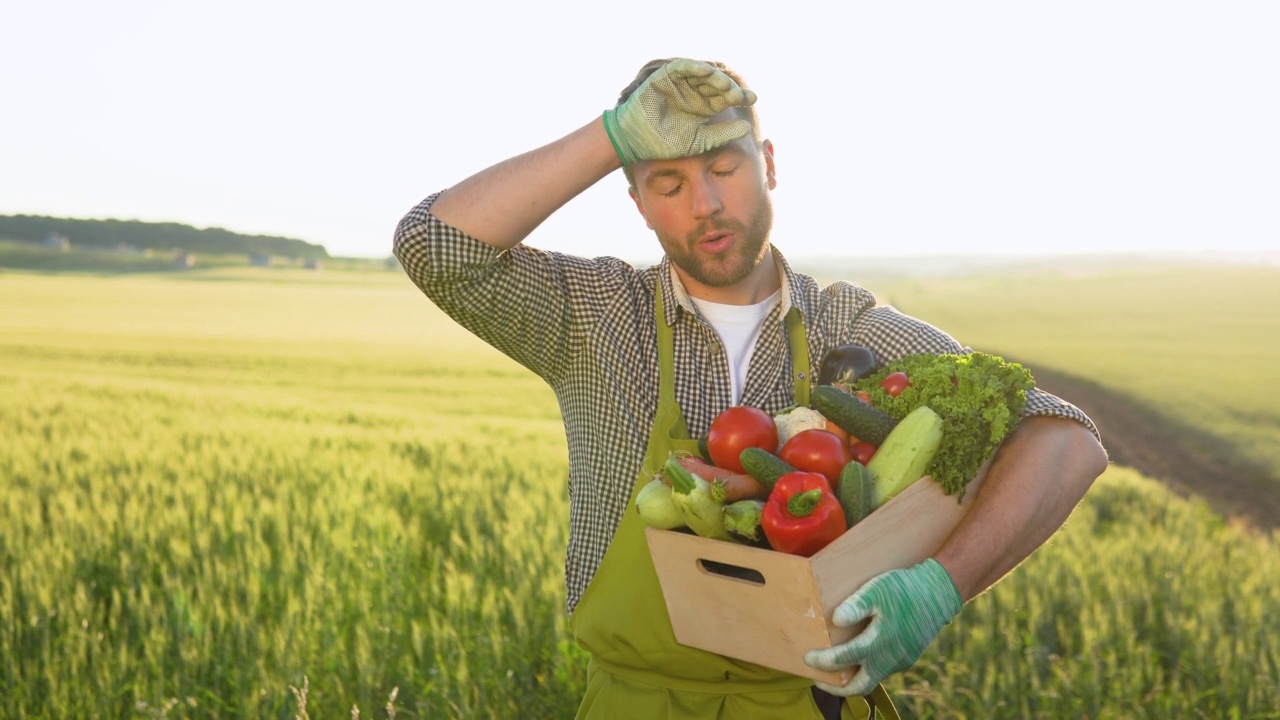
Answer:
1021, 387, 1102, 445
392, 193, 634, 385
393, 192, 505, 288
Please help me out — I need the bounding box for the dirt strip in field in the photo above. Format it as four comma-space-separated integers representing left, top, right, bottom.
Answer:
1028, 366, 1280, 533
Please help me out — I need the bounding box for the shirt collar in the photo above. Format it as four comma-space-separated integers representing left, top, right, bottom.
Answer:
657, 246, 805, 327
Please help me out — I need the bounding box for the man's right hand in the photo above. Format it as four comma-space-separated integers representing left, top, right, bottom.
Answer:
603, 59, 757, 167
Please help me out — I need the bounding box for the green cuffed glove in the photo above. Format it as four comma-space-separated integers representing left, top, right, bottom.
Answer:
804, 558, 963, 697
603, 58, 758, 167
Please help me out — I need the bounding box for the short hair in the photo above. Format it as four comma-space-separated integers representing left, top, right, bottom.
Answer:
616, 58, 762, 187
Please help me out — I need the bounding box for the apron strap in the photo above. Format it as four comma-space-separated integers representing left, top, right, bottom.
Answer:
785, 305, 810, 407
868, 683, 899, 720
814, 683, 898, 720
654, 284, 696, 446
656, 282, 676, 409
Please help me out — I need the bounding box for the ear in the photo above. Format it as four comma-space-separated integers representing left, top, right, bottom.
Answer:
762, 139, 777, 190
628, 186, 655, 230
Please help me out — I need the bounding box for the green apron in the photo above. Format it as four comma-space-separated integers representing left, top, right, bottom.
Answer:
569, 285, 898, 720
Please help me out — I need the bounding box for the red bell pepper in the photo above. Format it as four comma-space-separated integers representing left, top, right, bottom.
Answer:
762, 471, 847, 557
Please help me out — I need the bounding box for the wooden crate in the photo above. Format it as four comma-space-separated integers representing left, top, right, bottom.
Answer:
645, 470, 986, 685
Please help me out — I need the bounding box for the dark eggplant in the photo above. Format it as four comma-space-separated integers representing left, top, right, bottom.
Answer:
817, 344, 878, 386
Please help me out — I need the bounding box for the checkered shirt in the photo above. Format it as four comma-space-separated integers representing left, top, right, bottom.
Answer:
393, 192, 1100, 615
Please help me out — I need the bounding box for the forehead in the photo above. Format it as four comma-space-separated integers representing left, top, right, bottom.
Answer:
633, 133, 759, 185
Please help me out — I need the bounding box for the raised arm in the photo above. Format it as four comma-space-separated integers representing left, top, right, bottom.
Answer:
428, 118, 620, 251
427, 58, 758, 250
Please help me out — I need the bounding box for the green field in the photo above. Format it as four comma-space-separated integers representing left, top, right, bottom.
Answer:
860, 263, 1280, 488
2, 264, 1278, 718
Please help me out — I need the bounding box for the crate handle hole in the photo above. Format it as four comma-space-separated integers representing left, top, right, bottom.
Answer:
696, 558, 766, 585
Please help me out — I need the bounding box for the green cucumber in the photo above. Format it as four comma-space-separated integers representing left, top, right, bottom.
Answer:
836, 461, 876, 528
738, 447, 796, 491
697, 433, 711, 462
866, 405, 944, 507
811, 385, 900, 446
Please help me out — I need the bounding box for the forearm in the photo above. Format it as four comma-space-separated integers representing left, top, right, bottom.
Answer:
933, 416, 1109, 601
429, 117, 621, 250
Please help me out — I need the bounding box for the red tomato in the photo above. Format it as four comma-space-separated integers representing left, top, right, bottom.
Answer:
779, 429, 853, 485
850, 440, 878, 465
707, 406, 778, 474
880, 371, 911, 397
853, 390, 873, 404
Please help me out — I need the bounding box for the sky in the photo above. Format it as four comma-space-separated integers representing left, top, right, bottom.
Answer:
2, 1, 1277, 262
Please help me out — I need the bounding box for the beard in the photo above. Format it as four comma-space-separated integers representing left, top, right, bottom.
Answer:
659, 194, 775, 289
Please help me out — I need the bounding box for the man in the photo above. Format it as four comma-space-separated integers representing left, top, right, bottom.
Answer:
394, 58, 1108, 719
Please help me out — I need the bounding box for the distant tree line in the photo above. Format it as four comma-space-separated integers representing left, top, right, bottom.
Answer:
0, 215, 329, 260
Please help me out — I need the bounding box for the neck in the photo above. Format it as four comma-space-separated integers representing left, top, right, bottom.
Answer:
675, 247, 782, 305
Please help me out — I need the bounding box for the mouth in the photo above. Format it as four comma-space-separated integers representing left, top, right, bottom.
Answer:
697, 230, 735, 255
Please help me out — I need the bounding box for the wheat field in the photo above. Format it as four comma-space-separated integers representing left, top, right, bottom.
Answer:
1, 266, 1277, 718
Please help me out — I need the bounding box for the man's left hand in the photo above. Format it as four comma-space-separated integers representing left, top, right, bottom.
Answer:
602, 58, 756, 166
804, 558, 963, 696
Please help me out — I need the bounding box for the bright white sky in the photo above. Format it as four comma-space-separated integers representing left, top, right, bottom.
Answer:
3, 1, 1277, 261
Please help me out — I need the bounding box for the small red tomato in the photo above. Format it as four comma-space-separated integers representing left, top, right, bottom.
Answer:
779, 429, 853, 486
706, 406, 779, 474
853, 390, 873, 404
880, 371, 911, 397
850, 440, 878, 465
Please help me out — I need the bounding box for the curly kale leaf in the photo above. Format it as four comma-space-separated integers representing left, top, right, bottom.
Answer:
854, 352, 1034, 497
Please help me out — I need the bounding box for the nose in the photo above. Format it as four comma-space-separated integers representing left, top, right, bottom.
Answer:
689, 171, 723, 220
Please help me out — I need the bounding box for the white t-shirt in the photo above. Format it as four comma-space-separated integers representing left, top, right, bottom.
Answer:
689, 290, 782, 405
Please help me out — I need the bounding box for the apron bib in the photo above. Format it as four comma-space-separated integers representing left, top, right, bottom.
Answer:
570, 284, 897, 720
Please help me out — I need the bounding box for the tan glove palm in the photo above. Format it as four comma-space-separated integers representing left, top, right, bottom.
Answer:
603, 59, 758, 167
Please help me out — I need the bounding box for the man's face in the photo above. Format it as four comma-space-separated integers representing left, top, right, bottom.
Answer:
629, 130, 777, 294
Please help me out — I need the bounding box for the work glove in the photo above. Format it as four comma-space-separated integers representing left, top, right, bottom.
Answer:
602, 58, 757, 167
804, 558, 963, 697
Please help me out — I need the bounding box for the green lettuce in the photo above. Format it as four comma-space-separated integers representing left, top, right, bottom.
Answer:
853, 352, 1034, 497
